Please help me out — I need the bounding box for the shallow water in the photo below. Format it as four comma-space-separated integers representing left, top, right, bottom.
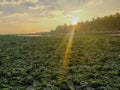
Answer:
16, 35, 51, 37
109, 34, 120, 36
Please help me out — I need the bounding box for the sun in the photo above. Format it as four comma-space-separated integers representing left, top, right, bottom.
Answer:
71, 18, 79, 25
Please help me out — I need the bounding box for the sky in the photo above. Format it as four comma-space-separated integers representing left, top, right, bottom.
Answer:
0, 0, 120, 34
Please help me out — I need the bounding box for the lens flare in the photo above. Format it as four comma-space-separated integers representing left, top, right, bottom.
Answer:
71, 18, 79, 25
59, 27, 74, 83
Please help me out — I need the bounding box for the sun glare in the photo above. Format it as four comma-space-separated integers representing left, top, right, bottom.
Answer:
71, 18, 79, 25
59, 28, 75, 82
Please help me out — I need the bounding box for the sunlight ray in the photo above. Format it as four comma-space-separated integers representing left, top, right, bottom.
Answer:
58, 27, 75, 90
55, 32, 70, 54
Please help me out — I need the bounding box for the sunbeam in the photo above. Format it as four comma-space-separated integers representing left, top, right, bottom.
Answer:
55, 32, 70, 54
60, 28, 74, 77
59, 27, 75, 90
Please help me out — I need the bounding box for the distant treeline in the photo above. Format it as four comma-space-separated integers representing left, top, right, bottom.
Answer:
50, 13, 120, 33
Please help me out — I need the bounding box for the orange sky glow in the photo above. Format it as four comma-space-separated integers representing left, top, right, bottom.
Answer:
0, 0, 120, 34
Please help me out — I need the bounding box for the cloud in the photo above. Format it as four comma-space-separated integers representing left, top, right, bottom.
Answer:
0, 11, 3, 15
5, 12, 28, 18
0, 0, 9, 5
0, 0, 120, 34
82, 0, 120, 16
0, 0, 38, 5
27, 0, 88, 19
0, 12, 30, 23
38, 10, 65, 18
29, 4, 45, 10
1, 0, 119, 23
25, 0, 38, 3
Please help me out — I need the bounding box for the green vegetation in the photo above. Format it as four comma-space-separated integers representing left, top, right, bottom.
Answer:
51, 13, 120, 33
0, 35, 120, 90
